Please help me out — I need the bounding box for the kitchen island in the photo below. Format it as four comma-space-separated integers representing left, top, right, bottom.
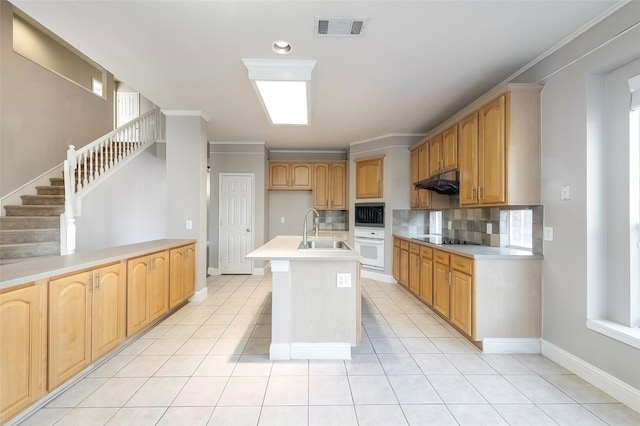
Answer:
246, 235, 362, 360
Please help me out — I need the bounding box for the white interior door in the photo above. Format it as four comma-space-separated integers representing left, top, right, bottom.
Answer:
117, 92, 139, 127
219, 174, 254, 274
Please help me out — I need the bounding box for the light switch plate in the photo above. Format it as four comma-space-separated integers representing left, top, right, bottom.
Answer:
186, 220, 193, 230
544, 227, 554, 241
280, 217, 285, 224
448, 221, 452, 230
486, 223, 492, 234
336, 273, 351, 288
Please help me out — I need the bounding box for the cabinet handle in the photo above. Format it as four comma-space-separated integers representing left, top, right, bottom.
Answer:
90, 272, 95, 292
472, 188, 476, 200
479, 187, 483, 200
96, 272, 100, 290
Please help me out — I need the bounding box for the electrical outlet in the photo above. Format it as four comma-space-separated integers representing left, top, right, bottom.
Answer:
486, 223, 492, 234
448, 221, 452, 230
544, 227, 554, 241
280, 217, 285, 224
336, 273, 351, 288
561, 185, 571, 200
186, 220, 193, 230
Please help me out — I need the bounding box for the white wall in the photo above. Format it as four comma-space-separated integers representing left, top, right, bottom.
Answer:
514, 2, 640, 390
75, 148, 167, 252
0, 1, 115, 197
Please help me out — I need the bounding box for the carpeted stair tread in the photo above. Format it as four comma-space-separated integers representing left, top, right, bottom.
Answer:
49, 177, 64, 186
0, 241, 59, 259
0, 229, 60, 244
20, 195, 65, 205
36, 186, 65, 195
0, 216, 60, 230
4, 205, 65, 216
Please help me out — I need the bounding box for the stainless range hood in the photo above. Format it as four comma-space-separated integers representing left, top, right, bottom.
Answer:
414, 171, 459, 195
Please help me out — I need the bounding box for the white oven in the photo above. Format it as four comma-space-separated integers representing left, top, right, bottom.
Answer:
354, 228, 385, 270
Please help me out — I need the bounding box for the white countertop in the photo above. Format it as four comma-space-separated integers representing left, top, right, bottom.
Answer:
0, 239, 195, 290
394, 234, 542, 260
246, 235, 362, 261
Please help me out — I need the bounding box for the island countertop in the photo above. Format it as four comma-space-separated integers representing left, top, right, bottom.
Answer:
246, 235, 362, 261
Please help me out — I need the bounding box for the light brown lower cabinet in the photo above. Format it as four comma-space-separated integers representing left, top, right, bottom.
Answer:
169, 244, 196, 309
418, 247, 433, 306
433, 257, 451, 318
392, 238, 400, 282
408, 244, 420, 295
48, 262, 126, 391
399, 241, 409, 288
0, 283, 47, 424
127, 251, 169, 337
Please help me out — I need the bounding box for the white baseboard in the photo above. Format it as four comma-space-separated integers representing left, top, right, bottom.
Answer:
361, 269, 396, 283
269, 343, 292, 360
290, 342, 352, 360
191, 287, 208, 301
207, 267, 220, 276
482, 338, 541, 354
541, 339, 640, 414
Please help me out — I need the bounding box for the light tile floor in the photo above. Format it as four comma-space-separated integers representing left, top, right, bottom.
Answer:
18, 273, 640, 426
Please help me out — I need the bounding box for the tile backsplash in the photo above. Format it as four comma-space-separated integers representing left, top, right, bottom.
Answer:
318, 210, 348, 231
393, 206, 543, 254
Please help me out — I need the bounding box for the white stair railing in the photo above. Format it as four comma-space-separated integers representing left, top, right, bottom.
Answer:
61, 108, 165, 254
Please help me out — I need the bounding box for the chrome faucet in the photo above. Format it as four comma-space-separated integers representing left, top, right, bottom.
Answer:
302, 208, 320, 245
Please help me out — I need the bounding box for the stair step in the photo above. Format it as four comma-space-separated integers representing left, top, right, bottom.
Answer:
50, 177, 64, 186
0, 216, 60, 230
20, 195, 65, 205
0, 229, 60, 244
4, 205, 64, 216
36, 186, 65, 195
0, 242, 59, 260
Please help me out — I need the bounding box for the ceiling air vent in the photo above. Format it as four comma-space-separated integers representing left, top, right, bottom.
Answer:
314, 17, 368, 37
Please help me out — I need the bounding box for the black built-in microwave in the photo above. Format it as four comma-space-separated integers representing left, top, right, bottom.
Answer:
354, 203, 385, 228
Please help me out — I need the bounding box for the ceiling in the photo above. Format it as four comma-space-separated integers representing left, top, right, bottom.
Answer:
12, 0, 623, 150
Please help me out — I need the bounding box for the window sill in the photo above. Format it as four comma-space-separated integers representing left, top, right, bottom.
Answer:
586, 319, 640, 350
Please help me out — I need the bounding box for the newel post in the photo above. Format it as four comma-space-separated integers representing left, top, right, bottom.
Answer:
61, 145, 77, 255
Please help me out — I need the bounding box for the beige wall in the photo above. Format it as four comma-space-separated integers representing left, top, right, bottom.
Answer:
1, 0, 114, 197
268, 191, 313, 239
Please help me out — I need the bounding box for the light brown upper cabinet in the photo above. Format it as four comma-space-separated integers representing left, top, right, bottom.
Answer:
458, 85, 542, 206
409, 148, 420, 208
268, 162, 313, 190
428, 125, 458, 177
418, 143, 431, 208
355, 157, 383, 199
313, 162, 347, 210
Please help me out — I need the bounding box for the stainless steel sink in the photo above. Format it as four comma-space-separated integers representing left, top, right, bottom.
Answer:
298, 240, 350, 250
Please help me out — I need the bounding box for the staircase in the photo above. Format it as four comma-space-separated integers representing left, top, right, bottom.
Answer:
0, 178, 64, 264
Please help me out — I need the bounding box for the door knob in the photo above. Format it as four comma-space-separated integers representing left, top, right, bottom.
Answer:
247, 228, 251, 232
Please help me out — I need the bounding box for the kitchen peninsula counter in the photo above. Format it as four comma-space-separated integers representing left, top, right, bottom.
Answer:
247, 235, 362, 360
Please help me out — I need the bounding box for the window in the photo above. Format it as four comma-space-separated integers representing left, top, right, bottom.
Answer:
429, 211, 442, 235
92, 77, 103, 97
509, 209, 533, 249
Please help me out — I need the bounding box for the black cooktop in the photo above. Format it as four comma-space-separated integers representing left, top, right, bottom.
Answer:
411, 236, 480, 245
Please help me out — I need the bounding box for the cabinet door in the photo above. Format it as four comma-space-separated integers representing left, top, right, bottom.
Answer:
409, 252, 420, 295
441, 125, 458, 172
169, 248, 184, 309
428, 135, 442, 177
433, 262, 450, 318
418, 144, 431, 208
183, 245, 196, 300
0, 285, 45, 423
269, 162, 290, 189
127, 256, 150, 336
355, 157, 383, 199
450, 271, 473, 337
419, 256, 433, 306
92, 263, 126, 361
479, 94, 507, 204
392, 243, 400, 282
399, 248, 409, 288
409, 149, 419, 208
329, 162, 347, 210
458, 113, 479, 206
290, 163, 313, 189
313, 164, 329, 210
49, 272, 92, 390
149, 251, 169, 323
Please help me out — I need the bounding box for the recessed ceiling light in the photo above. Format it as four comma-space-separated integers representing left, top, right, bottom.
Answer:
272, 40, 292, 55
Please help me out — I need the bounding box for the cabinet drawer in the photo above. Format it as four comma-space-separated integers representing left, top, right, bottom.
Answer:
420, 247, 433, 259
434, 250, 450, 265
400, 240, 409, 250
394, 238, 400, 248
451, 255, 473, 274
410, 243, 420, 254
